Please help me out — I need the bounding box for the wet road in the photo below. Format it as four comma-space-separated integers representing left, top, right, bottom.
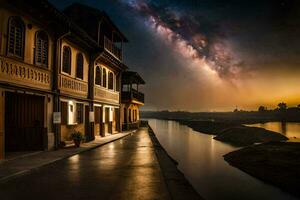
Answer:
0, 128, 170, 200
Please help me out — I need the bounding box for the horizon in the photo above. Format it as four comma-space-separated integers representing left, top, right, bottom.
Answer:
50, 0, 300, 112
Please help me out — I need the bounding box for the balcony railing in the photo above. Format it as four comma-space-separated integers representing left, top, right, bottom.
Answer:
58, 74, 88, 97
122, 89, 144, 104
94, 86, 119, 104
0, 55, 51, 90
104, 36, 122, 61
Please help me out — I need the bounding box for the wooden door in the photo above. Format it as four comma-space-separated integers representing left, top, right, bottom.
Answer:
95, 106, 102, 136
5, 92, 45, 151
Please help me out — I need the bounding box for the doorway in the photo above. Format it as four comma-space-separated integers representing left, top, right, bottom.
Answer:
5, 92, 46, 152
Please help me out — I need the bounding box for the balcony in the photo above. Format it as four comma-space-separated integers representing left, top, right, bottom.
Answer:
94, 86, 119, 104
58, 74, 88, 97
0, 55, 51, 90
122, 89, 144, 104
104, 36, 122, 61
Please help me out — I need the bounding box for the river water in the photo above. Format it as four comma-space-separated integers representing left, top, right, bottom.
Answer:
148, 119, 298, 200
247, 122, 300, 141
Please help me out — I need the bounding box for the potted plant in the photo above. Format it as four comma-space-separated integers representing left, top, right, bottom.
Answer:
70, 131, 84, 147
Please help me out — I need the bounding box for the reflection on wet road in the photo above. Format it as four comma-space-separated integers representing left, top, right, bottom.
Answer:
0, 128, 170, 200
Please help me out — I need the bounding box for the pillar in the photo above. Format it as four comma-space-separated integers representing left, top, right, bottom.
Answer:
0, 89, 4, 159
88, 54, 96, 141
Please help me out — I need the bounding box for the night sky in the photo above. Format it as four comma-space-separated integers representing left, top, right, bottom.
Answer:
50, 0, 300, 111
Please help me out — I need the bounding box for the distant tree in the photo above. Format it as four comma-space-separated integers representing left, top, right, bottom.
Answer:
258, 106, 266, 112
278, 102, 287, 111
298, 104, 300, 108
233, 108, 238, 112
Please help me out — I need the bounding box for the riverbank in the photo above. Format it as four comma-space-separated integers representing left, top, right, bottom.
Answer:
177, 120, 288, 146
141, 110, 300, 124
224, 142, 300, 199
147, 126, 204, 200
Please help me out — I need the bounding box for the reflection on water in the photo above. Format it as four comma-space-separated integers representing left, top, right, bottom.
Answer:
247, 122, 300, 140
148, 119, 297, 200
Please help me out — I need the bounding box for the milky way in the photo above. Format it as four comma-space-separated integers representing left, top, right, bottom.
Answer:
50, 0, 300, 111
117, 0, 242, 79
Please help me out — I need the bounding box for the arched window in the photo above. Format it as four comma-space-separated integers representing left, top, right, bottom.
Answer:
8, 17, 25, 58
62, 46, 71, 74
35, 31, 48, 67
102, 68, 107, 88
95, 66, 101, 85
108, 72, 114, 90
76, 53, 84, 79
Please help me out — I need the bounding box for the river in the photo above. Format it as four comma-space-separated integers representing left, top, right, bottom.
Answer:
247, 122, 300, 141
148, 119, 297, 200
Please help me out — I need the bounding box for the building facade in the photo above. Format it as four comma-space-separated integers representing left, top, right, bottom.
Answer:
0, 1, 59, 160
0, 0, 143, 160
64, 3, 128, 138
121, 71, 145, 130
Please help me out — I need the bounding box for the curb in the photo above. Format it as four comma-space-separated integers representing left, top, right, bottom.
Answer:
0, 131, 133, 184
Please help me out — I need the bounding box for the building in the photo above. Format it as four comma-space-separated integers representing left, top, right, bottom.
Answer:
0, 0, 66, 159
121, 71, 145, 130
0, 0, 139, 160
64, 3, 128, 137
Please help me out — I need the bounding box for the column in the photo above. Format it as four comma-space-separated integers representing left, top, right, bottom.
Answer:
0, 89, 4, 159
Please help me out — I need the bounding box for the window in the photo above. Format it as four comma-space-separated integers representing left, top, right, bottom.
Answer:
122, 84, 129, 92
62, 46, 71, 74
103, 68, 107, 88
95, 66, 101, 85
8, 17, 25, 58
108, 72, 114, 90
76, 103, 84, 123
35, 31, 48, 67
76, 53, 84, 79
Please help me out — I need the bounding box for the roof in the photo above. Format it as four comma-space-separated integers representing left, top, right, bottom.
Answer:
63, 3, 129, 42
4, 0, 100, 50
122, 71, 145, 85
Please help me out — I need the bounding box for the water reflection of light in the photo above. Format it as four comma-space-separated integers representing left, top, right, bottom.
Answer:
149, 119, 297, 200
210, 135, 215, 165
247, 122, 300, 142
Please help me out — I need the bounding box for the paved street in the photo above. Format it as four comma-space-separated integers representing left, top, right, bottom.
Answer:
0, 128, 171, 200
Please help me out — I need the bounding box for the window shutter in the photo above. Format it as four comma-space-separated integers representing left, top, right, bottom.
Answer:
95, 107, 100, 124
108, 72, 114, 90
103, 68, 107, 87
36, 38, 42, 63
8, 26, 15, 54
63, 47, 71, 74
105, 107, 109, 122
61, 102, 68, 125
76, 103, 83, 124
14, 26, 23, 57
43, 39, 48, 65
76, 54, 84, 79
8, 17, 24, 58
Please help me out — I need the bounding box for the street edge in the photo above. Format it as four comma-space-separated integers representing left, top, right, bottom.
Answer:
147, 125, 205, 200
